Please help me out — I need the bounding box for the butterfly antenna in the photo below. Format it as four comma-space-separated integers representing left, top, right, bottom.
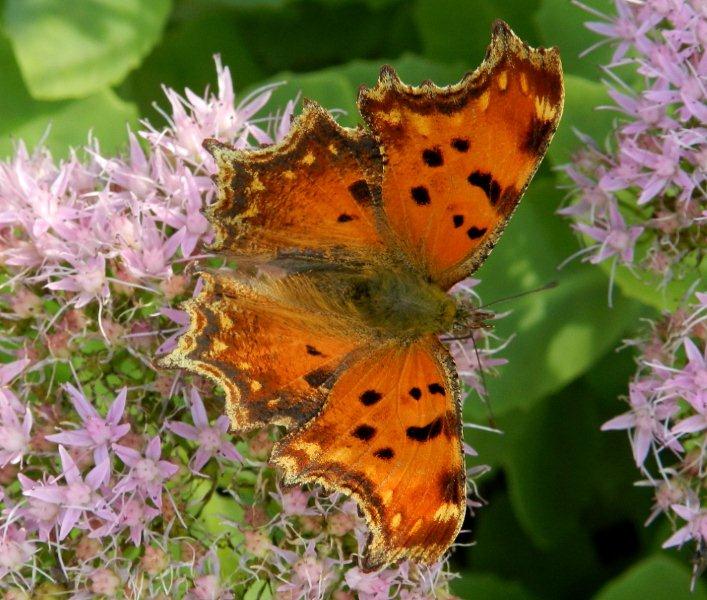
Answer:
478, 280, 558, 310
470, 332, 497, 429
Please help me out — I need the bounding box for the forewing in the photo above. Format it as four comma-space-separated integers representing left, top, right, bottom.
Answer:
204, 101, 388, 266
358, 20, 563, 289
159, 273, 364, 430
271, 336, 465, 569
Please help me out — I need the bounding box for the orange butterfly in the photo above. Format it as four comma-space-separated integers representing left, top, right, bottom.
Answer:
160, 20, 563, 570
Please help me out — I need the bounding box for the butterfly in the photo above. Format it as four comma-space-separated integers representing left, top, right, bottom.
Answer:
160, 20, 563, 570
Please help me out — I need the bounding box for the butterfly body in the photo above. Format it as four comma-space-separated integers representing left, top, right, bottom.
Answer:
346, 268, 457, 340
162, 21, 563, 570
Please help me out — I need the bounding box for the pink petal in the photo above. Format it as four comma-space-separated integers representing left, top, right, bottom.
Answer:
45, 430, 94, 447
632, 429, 652, 467
158, 460, 179, 479
64, 383, 99, 421
58, 445, 81, 484
191, 447, 211, 472
190, 387, 209, 428
107, 388, 127, 424
166, 421, 200, 441
671, 504, 696, 521
86, 459, 110, 490
59, 507, 81, 540
672, 415, 707, 435
601, 412, 636, 431
24, 485, 64, 504
662, 525, 692, 548
145, 436, 161, 460
0, 358, 31, 384
218, 443, 242, 463
113, 443, 141, 467
684, 338, 704, 367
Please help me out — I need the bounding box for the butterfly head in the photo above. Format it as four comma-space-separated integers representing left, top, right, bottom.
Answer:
449, 296, 495, 338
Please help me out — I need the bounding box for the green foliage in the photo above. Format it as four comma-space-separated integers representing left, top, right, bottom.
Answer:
4, 0, 171, 99
595, 556, 707, 600
0, 0, 681, 595
0, 31, 138, 158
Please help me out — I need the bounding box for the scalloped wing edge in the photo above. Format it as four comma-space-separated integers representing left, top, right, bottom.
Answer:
202, 99, 382, 256
269, 337, 466, 571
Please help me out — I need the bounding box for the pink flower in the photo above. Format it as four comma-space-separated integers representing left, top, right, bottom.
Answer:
345, 567, 397, 600
0, 524, 35, 578
664, 339, 707, 411
95, 495, 161, 545
22, 446, 112, 540
16, 473, 60, 541
663, 504, 707, 548
601, 381, 681, 466
45, 385, 129, 471
166, 387, 242, 472
45, 254, 110, 308
574, 202, 644, 265
113, 436, 179, 507
0, 402, 32, 467
119, 215, 183, 279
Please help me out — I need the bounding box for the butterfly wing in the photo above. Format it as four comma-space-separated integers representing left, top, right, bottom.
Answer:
358, 20, 563, 289
271, 336, 465, 569
204, 101, 388, 266
159, 273, 366, 430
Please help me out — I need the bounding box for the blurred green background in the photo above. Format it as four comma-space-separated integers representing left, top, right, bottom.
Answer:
0, 0, 701, 598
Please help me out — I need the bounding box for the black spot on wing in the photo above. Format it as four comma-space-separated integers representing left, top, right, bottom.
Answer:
352, 424, 376, 441
466, 226, 487, 240
467, 171, 501, 205
439, 470, 464, 504
523, 117, 555, 155
337, 213, 354, 223
411, 186, 431, 206
348, 180, 373, 205
422, 147, 443, 167
409, 387, 422, 401
304, 368, 332, 388
373, 447, 394, 460
306, 345, 323, 356
406, 417, 443, 442
451, 138, 470, 152
428, 383, 446, 396
452, 214, 464, 228
360, 390, 383, 406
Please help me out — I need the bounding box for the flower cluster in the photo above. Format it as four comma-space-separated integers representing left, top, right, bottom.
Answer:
563, 0, 706, 580
602, 292, 706, 574
0, 57, 501, 597
560, 0, 705, 290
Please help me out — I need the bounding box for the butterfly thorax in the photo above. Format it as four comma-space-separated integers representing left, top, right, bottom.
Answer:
346, 269, 457, 339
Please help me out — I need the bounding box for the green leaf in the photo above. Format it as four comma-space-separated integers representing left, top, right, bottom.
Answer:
594, 555, 707, 600
451, 573, 539, 600
4, 0, 172, 100
120, 8, 266, 121
471, 491, 602, 598
547, 74, 614, 167
0, 31, 137, 158
469, 178, 645, 418
413, 0, 541, 65
599, 260, 706, 313
535, 0, 614, 80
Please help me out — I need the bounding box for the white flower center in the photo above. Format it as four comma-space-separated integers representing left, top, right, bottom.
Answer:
135, 458, 159, 483
29, 498, 60, 522
86, 418, 112, 445
65, 482, 92, 506
198, 427, 222, 453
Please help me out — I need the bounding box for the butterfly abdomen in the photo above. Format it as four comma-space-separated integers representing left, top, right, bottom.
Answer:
347, 270, 456, 338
